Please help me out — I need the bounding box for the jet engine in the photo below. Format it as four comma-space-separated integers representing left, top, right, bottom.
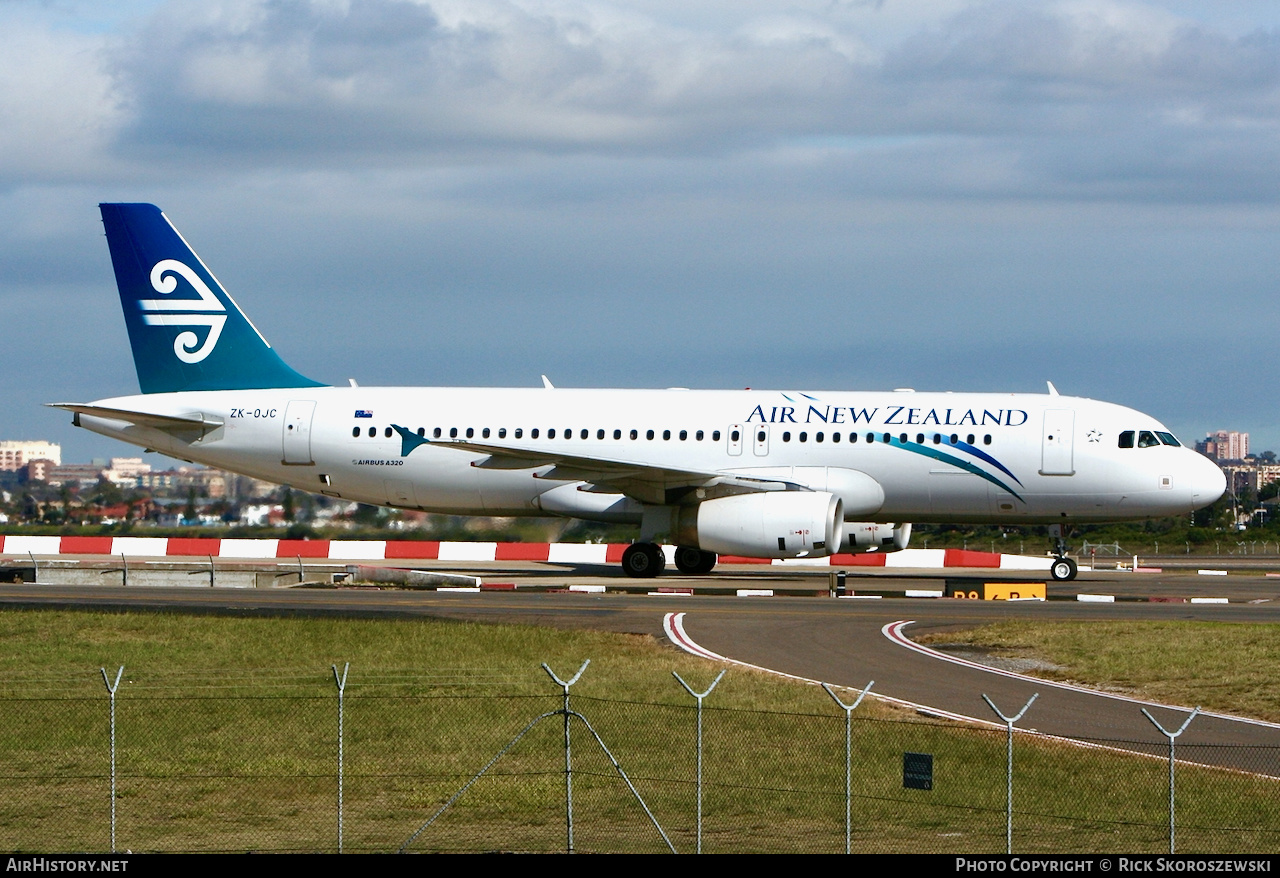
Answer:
673, 491, 844, 559
844, 522, 911, 553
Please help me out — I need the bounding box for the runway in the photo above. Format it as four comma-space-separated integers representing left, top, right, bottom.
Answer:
1, 562, 1278, 773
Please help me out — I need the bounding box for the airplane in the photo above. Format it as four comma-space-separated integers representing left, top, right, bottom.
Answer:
52, 203, 1227, 581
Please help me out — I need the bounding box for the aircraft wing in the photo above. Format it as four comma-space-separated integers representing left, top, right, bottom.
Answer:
393, 425, 792, 505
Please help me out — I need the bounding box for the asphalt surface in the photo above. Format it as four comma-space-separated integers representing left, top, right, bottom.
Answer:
1, 561, 1278, 774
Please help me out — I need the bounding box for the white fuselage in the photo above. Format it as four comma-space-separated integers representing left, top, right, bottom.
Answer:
75, 386, 1226, 526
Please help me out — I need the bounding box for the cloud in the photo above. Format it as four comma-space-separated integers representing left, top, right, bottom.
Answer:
86, 0, 1280, 204
0, 18, 122, 186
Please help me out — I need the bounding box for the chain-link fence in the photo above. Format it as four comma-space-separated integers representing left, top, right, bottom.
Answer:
1, 664, 1278, 853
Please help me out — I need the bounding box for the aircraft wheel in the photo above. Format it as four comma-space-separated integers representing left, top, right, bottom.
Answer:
674, 546, 718, 575
622, 543, 666, 578
1050, 556, 1078, 582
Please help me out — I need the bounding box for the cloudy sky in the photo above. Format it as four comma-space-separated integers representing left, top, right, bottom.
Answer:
2, 0, 1279, 463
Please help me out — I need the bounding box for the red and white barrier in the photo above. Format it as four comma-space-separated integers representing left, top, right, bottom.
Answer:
0, 535, 1052, 570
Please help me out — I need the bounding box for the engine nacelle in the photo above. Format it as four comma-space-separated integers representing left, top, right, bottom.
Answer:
844, 522, 911, 553
674, 491, 845, 559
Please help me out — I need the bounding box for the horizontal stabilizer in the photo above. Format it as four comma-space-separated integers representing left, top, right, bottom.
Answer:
48, 403, 223, 440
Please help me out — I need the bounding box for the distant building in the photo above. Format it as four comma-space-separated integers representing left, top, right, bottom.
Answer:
1221, 461, 1280, 496
21, 459, 57, 483
102, 457, 152, 486
0, 441, 62, 471
46, 463, 107, 489
1197, 431, 1250, 461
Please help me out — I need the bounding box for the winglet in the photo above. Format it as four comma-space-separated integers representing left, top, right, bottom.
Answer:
1046, 381, 1059, 396
541, 375, 555, 389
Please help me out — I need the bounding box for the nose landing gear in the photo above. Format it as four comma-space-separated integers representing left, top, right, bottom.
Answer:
1048, 524, 1078, 581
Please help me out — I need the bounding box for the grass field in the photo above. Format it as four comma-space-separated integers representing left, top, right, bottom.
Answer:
0, 609, 1277, 853
915, 620, 1280, 724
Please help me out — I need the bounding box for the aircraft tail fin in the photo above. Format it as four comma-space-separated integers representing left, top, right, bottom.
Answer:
99, 203, 325, 394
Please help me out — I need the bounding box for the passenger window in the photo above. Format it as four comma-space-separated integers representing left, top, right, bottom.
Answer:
816, 432, 824, 443
713, 430, 721, 441
613, 429, 621, 440
449, 427, 458, 438
630, 429, 638, 440
433, 427, 442, 438
647, 430, 655, 440
983, 435, 991, 445
832, 432, 840, 443
899, 433, 907, 444
915, 433, 924, 444
866, 433, 874, 443
663, 430, 671, 440
549, 428, 557, 439
680, 430, 688, 441
514, 428, 523, 439
799, 432, 808, 442
498, 428, 506, 438
883, 433, 892, 443
466, 427, 474, 438
352, 427, 360, 438
696, 430, 704, 441
1138, 430, 1160, 448
417, 428, 425, 437
481, 427, 489, 438
368, 427, 376, 437
933, 434, 940, 444
849, 433, 857, 443
531, 428, 540, 439
596, 429, 603, 439
965, 434, 974, 444
385, 427, 393, 438
950, 434, 958, 444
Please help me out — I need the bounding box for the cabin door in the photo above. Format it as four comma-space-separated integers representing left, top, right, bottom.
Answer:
283, 400, 316, 465
1040, 409, 1075, 475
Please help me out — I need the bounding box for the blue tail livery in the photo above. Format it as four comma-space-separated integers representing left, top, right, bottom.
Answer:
99, 203, 324, 394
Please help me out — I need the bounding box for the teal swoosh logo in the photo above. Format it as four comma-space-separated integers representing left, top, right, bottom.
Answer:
891, 437, 1025, 502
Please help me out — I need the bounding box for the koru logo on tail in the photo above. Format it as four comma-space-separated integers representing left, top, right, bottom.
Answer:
139, 260, 227, 364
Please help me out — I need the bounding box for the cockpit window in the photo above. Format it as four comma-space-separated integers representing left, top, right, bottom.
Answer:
1156, 431, 1181, 447
1138, 430, 1160, 448
1118, 430, 1134, 449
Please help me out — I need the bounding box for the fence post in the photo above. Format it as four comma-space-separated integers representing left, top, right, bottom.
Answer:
673, 669, 726, 853
333, 662, 349, 853
1142, 706, 1199, 854
983, 692, 1038, 855
543, 660, 590, 853
822, 681, 874, 854
100, 666, 124, 853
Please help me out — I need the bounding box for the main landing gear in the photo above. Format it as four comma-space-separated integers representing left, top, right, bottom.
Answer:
620, 544, 719, 578
673, 546, 717, 575
1048, 524, 1078, 582
621, 542, 665, 578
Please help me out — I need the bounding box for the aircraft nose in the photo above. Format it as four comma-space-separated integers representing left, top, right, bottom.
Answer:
1191, 453, 1227, 509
